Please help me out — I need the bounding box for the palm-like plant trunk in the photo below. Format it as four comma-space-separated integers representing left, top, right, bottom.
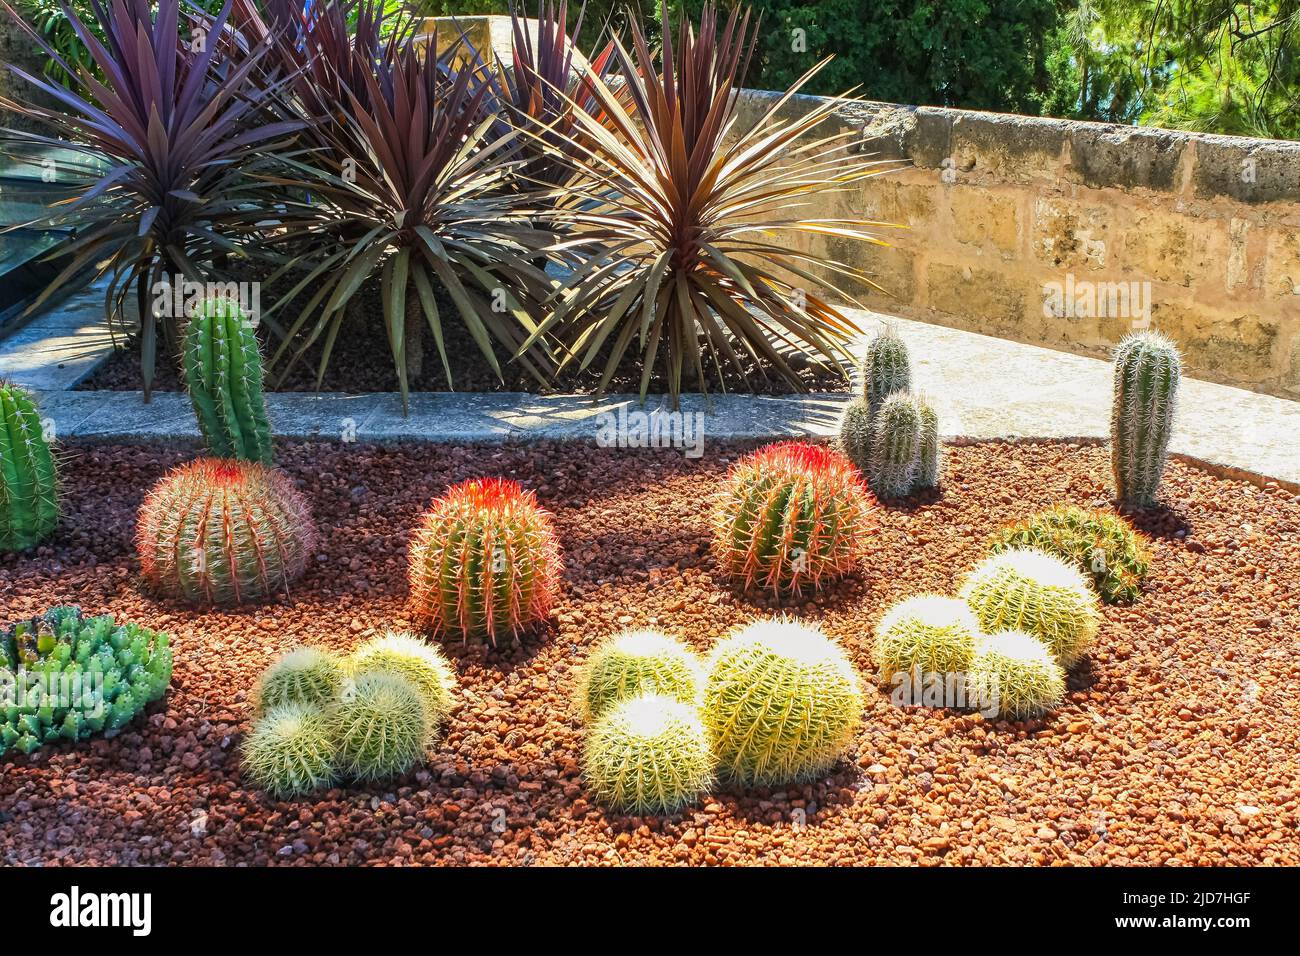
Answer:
404, 289, 424, 383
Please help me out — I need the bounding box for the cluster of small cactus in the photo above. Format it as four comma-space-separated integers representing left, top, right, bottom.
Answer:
136, 458, 317, 606
583, 694, 714, 815
578, 630, 701, 721
959, 547, 1101, 667
702, 618, 863, 786
712, 441, 876, 596
0, 606, 172, 758
0, 382, 59, 552
183, 297, 274, 464
1111, 330, 1181, 508
243, 634, 457, 797
576, 617, 864, 813
838, 327, 941, 498
872, 595, 980, 684
408, 478, 563, 644
991, 505, 1151, 603
872, 538, 1106, 719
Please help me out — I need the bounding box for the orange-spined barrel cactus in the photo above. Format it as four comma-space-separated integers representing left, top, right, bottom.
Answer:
136, 458, 316, 605
712, 442, 876, 596
408, 478, 562, 643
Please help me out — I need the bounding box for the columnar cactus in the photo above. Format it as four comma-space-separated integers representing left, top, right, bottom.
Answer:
836, 397, 872, 473
408, 478, 563, 643
1, 606, 173, 757
183, 297, 273, 464
0, 382, 58, 552
583, 694, 714, 814
702, 618, 863, 785
968, 631, 1067, 719
915, 395, 941, 491
868, 393, 922, 499
136, 458, 317, 606
861, 325, 912, 417
960, 547, 1101, 667
578, 630, 701, 721
712, 441, 876, 596
1111, 331, 1181, 507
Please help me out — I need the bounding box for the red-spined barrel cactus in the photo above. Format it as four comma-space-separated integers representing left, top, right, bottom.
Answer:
408, 478, 562, 643
136, 458, 316, 605
712, 442, 876, 596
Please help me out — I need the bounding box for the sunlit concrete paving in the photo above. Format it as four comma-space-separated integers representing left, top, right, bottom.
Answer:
6, 306, 1299, 490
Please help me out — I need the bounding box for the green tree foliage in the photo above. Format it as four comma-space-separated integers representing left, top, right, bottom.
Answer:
681, 0, 1063, 111
1048, 1, 1299, 139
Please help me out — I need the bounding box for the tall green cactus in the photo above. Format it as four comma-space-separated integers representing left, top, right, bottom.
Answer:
0, 382, 58, 551
869, 393, 921, 499
183, 297, 273, 464
915, 395, 941, 491
861, 325, 912, 418
1111, 331, 1181, 507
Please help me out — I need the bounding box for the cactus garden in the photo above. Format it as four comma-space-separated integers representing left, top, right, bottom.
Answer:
0, 0, 1297, 889
1, 431, 1298, 867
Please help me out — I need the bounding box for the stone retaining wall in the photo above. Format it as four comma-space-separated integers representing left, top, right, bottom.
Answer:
743, 91, 1300, 398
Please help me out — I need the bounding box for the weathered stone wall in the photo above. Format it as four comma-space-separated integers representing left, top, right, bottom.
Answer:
0, 13, 57, 134
738, 91, 1300, 399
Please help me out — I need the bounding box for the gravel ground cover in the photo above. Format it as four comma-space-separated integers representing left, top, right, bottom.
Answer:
1, 438, 1297, 866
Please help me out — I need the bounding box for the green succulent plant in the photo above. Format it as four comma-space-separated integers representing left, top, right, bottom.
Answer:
583, 694, 714, 815
960, 547, 1101, 667
254, 646, 347, 715
578, 630, 701, 722
348, 631, 457, 739
915, 395, 941, 491
0, 382, 59, 552
873, 594, 980, 685
868, 392, 922, 499
991, 505, 1151, 603
183, 296, 274, 464
329, 672, 429, 782
0, 606, 172, 758
702, 617, 863, 786
242, 701, 339, 798
968, 631, 1067, 720
836, 397, 873, 473
861, 325, 912, 418
1111, 330, 1181, 507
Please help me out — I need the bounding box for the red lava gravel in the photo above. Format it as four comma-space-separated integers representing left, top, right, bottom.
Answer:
1, 438, 1298, 866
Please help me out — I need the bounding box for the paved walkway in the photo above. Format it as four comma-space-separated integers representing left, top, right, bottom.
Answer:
3, 300, 1298, 489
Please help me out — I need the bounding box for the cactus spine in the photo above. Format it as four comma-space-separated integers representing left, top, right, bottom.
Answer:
136, 458, 317, 606
861, 325, 912, 417
183, 297, 273, 464
408, 478, 563, 643
868, 393, 922, 499
712, 442, 876, 596
0, 382, 58, 551
1111, 331, 1181, 507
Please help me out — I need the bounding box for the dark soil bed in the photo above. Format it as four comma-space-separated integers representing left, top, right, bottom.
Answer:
1, 439, 1297, 866
78, 279, 852, 395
